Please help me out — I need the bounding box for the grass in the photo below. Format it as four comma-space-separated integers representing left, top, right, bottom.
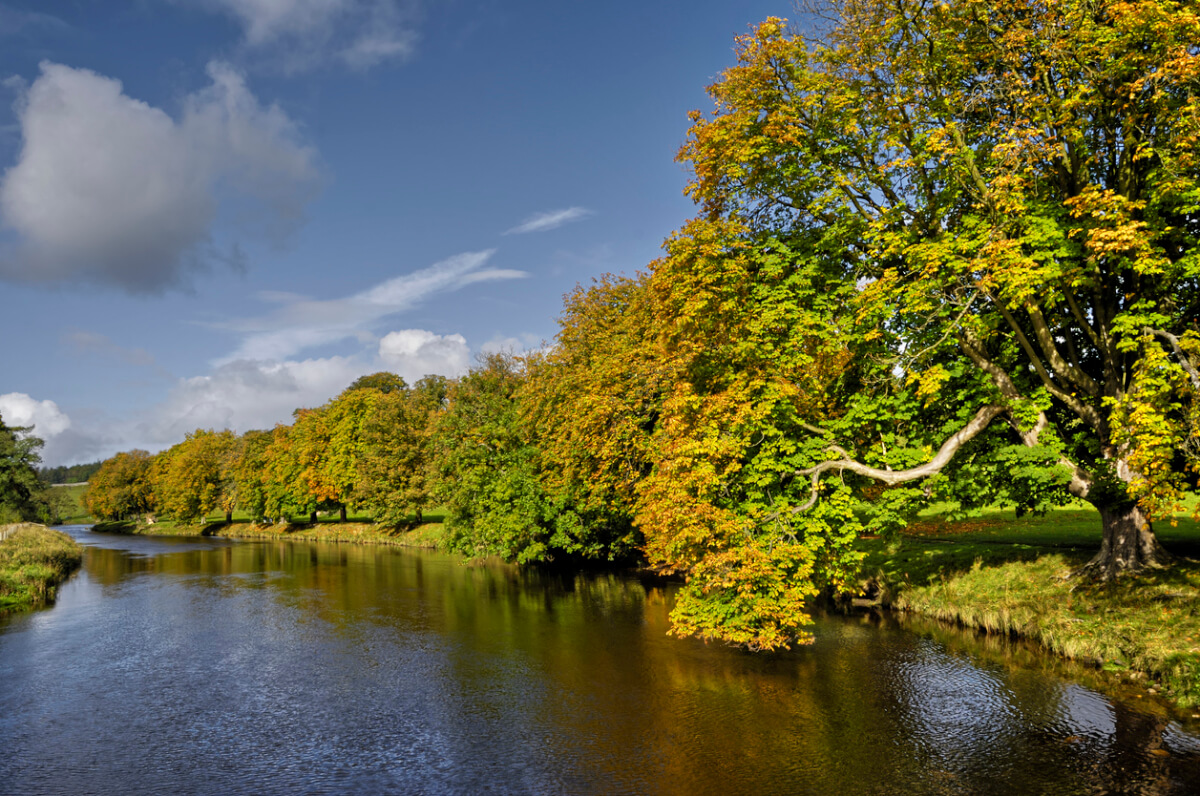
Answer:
94, 511, 448, 550
856, 501, 1200, 709
0, 523, 84, 611
49, 483, 92, 524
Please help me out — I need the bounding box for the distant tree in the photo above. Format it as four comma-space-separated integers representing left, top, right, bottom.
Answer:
85, 450, 155, 521
343, 372, 408, 395
37, 460, 103, 485
359, 375, 447, 525
0, 413, 48, 523
152, 430, 238, 523
431, 354, 558, 562
233, 429, 278, 522
321, 388, 382, 520
265, 419, 320, 523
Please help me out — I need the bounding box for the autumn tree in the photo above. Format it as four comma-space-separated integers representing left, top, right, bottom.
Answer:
152, 429, 238, 523
358, 375, 446, 525
234, 428, 284, 522
320, 388, 383, 521
521, 274, 662, 561
676, 2, 1200, 588
86, 450, 155, 521
637, 220, 873, 648
344, 371, 408, 394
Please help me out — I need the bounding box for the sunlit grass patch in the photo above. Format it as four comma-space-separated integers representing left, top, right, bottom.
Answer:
0, 524, 83, 611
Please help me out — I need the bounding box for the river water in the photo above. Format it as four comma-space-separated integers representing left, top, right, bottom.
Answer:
1, 526, 1198, 795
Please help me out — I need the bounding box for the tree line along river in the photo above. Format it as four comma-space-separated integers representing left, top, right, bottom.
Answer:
1, 525, 1198, 795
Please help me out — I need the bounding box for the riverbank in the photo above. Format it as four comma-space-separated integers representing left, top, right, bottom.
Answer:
92, 518, 446, 549
0, 523, 84, 611
858, 505, 1200, 711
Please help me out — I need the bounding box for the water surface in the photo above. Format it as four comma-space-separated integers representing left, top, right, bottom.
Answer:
1, 526, 1198, 794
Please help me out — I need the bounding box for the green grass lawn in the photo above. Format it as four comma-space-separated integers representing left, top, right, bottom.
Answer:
48, 483, 92, 524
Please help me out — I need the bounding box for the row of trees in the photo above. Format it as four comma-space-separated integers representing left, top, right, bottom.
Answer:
37, 460, 103, 485
86, 0, 1200, 650
86, 373, 446, 528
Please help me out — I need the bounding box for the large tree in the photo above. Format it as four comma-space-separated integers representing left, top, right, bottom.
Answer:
358, 375, 446, 525
0, 414, 47, 523
676, 2, 1200, 584
152, 429, 238, 523
86, 450, 155, 521
431, 353, 557, 562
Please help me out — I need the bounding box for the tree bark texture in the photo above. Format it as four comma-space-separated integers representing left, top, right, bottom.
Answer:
1079, 502, 1171, 580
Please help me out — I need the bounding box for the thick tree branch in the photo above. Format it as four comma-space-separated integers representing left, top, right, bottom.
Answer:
1063, 289, 1105, 353
1147, 328, 1200, 390
959, 332, 1093, 499
990, 297, 1106, 430
794, 405, 1005, 496
1024, 301, 1101, 396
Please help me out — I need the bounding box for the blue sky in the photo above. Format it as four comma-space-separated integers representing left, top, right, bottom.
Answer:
0, 0, 788, 466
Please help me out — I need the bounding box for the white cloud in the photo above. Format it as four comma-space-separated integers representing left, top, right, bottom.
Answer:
504, 207, 593, 235
196, 0, 417, 71
0, 60, 319, 293
143, 329, 472, 445
149, 356, 366, 439
378, 329, 471, 382
0, 392, 71, 438
219, 249, 527, 362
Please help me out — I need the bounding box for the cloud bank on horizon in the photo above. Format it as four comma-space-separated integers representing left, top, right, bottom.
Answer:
0, 60, 319, 293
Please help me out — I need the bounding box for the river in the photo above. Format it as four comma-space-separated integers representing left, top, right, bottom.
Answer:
1, 525, 1198, 794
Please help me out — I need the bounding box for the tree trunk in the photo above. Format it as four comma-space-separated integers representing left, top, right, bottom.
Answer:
310, 511, 318, 525
225, 510, 232, 524
415, 508, 422, 524
339, 505, 347, 522
1077, 502, 1171, 580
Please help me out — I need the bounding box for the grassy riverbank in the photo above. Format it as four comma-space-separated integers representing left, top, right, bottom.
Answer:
93, 514, 447, 550
0, 523, 84, 611
859, 504, 1200, 710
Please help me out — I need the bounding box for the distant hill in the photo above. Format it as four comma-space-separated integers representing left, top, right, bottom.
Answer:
37, 461, 103, 485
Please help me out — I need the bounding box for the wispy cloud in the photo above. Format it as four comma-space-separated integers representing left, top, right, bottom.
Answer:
191, 0, 419, 72
504, 206, 593, 235
0, 5, 69, 37
218, 249, 527, 362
